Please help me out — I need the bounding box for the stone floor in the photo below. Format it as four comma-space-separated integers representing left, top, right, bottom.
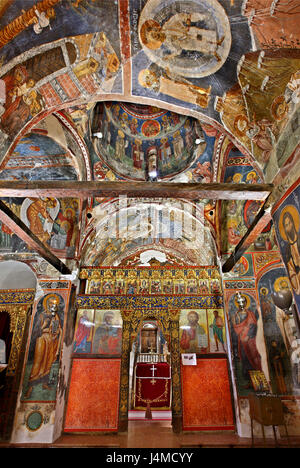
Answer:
1, 419, 300, 448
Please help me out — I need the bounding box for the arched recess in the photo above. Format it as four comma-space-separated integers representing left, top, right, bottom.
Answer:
0, 260, 37, 290
0, 260, 36, 440
128, 315, 173, 422
80, 198, 219, 267
118, 307, 182, 433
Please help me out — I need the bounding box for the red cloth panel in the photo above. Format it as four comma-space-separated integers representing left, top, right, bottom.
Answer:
64, 358, 121, 431
135, 362, 171, 408
181, 358, 235, 431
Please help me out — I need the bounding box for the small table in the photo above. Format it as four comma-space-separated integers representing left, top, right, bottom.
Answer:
249, 394, 290, 447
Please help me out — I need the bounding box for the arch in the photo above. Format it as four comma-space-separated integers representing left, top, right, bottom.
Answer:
81, 198, 218, 267
0, 260, 37, 290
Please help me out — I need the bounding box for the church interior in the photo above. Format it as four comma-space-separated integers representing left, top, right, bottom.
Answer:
0, 0, 300, 449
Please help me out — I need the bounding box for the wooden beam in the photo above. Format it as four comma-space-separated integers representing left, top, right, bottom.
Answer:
0, 200, 72, 275
0, 180, 273, 200
222, 197, 273, 273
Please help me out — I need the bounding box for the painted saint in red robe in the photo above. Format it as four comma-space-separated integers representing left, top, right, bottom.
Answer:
232, 293, 262, 384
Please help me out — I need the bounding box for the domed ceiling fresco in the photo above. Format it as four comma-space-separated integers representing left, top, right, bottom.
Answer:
92, 101, 206, 180
0, 0, 297, 269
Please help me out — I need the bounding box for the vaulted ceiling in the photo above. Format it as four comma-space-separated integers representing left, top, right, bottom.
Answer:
0, 0, 298, 274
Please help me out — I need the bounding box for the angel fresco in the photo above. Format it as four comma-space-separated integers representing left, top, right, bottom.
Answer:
51, 204, 79, 253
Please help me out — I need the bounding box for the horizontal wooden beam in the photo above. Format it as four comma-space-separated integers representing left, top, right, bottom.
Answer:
0, 181, 273, 200
222, 197, 273, 273
0, 200, 72, 275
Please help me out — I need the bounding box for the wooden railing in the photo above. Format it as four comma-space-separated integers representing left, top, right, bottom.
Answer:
137, 353, 168, 363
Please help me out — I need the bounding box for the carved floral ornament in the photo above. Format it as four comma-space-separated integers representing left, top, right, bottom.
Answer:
75, 294, 223, 310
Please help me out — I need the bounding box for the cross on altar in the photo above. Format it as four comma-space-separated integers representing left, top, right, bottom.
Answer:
150, 364, 157, 385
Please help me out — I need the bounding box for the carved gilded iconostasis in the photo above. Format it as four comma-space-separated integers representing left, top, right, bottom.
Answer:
0, 0, 299, 445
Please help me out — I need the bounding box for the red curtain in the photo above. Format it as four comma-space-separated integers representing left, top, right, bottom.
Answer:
135, 362, 171, 408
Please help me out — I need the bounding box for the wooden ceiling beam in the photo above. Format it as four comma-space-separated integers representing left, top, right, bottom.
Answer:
0, 180, 273, 200
0, 200, 72, 275
222, 197, 273, 273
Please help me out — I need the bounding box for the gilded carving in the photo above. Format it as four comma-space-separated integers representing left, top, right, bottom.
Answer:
170, 319, 182, 418
119, 319, 131, 422
76, 294, 223, 310
77, 269, 223, 428
0, 302, 32, 376
0, 289, 35, 305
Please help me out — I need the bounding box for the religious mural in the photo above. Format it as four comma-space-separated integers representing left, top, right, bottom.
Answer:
0, 1, 121, 64
0, 0, 299, 444
273, 180, 300, 315
130, 0, 251, 122
73, 309, 122, 356
227, 291, 263, 396
219, 143, 276, 255
0, 0, 297, 180
82, 266, 222, 299
92, 102, 207, 181
21, 292, 65, 402
81, 198, 218, 267
0, 129, 81, 258
91, 105, 216, 185
179, 308, 226, 354
218, 49, 300, 178
0, 133, 79, 181
230, 253, 254, 278
243, 0, 300, 51
0, 196, 80, 257
257, 266, 299, 395
0, 22, 121, 151
220, 199, 276, 255
0, 64, 44, 136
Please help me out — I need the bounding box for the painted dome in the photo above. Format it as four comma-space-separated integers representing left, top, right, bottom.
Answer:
91, 102, 206, 180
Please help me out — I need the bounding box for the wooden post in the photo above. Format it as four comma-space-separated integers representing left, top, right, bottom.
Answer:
170, 319, 182, 433
118, 318, 131, 432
